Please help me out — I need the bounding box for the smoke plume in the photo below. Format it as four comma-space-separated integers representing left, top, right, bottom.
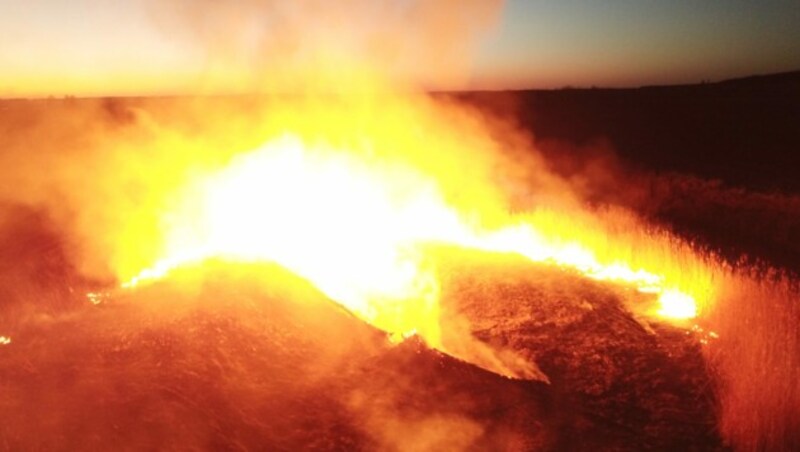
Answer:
147, 0, 504, 91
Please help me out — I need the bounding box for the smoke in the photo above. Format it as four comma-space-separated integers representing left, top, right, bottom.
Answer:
0, 37, 556, 443
146, 0, 504, 91
2, 1, 798, 449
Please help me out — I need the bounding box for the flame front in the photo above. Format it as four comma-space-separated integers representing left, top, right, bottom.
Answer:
111, 91, 710, 346
116, 91, 715, 350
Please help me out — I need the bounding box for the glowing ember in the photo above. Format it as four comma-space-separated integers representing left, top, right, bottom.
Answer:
0, 336, 10, 346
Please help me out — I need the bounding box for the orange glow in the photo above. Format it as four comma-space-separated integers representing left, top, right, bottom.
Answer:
657, 289, 698, 319
112, 88, 716, 354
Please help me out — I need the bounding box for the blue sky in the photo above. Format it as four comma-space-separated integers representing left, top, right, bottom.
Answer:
478, 0, 800, 87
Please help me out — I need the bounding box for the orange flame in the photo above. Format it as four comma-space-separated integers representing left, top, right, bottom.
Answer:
115, 91, 715, 352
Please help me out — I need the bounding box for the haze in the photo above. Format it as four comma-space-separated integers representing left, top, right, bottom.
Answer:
1, 0, 799, 97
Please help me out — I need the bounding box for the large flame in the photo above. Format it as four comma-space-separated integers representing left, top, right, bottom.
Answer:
115, 90, 715, 353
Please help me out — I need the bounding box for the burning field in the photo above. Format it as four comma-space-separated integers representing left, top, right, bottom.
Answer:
1, 1, 799, 450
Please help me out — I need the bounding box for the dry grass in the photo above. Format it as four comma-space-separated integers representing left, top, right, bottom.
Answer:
704, 266, 800, 451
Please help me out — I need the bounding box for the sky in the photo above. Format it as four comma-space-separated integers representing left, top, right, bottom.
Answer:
1, 0, 799, 96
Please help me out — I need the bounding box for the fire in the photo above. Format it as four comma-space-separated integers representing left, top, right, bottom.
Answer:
657, 289, 698, 319
113, 91, 716, 353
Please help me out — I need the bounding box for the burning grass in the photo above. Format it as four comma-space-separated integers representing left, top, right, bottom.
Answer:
705, 268, 800, 451
1, 0, 797, 446
0, 92, 798, 449
0, 261, 553, 450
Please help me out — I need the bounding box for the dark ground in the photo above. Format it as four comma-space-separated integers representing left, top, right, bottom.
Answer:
460, 71, 800, 193
0, 257, 721, 451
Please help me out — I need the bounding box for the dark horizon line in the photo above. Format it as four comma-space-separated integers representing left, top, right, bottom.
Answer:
3, 69, 798, 101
